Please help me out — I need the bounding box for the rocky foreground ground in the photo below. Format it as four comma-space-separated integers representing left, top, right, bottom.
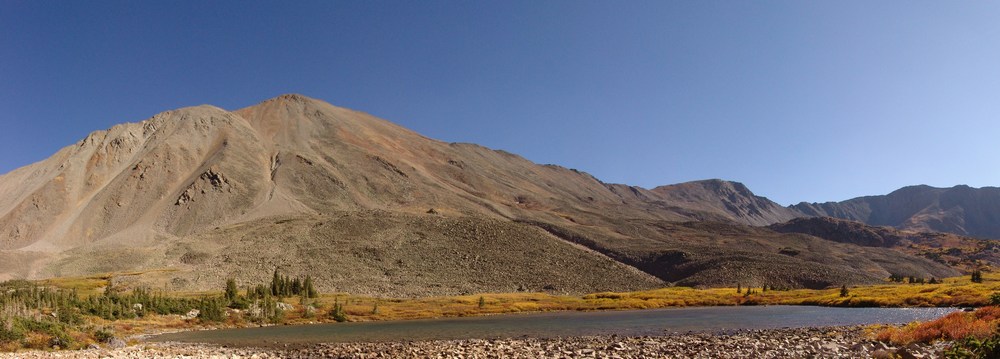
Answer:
0, 326, 951, 358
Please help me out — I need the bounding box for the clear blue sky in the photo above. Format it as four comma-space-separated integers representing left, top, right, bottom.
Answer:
2, 1, 998, 205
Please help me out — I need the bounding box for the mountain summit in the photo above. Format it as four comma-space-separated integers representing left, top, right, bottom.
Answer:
651, 179, 800, 226
0, 95, 957, 294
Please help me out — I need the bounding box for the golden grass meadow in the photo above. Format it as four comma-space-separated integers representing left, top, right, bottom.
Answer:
2, 271, 999, 352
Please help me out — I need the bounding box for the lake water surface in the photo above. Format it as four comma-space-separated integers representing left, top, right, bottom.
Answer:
151, 306, 956, 346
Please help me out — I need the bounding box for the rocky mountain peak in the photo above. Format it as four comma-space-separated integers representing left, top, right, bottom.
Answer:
650, 179, 799, 226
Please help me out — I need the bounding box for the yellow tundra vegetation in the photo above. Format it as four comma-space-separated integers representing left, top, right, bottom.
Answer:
2, 271, 998, 353
290, 273, 1000, 324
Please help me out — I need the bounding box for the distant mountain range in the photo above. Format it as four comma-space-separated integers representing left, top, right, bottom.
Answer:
791, 185, 1000, 239
647, 179, 1000, 241
0, 94, 987, 295
618, 178, 1000, 242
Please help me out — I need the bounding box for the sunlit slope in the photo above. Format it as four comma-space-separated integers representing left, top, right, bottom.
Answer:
0, 94, 958, 293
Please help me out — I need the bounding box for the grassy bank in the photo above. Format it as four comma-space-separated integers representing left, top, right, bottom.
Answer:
874, 306, 1000, 358
326, 272, 1000, 322
1, 272, 999, 352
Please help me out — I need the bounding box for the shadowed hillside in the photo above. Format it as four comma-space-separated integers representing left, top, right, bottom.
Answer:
770, 217, 1000, 273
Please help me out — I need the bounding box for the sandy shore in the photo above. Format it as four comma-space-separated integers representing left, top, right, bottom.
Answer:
0, 326, 950, 358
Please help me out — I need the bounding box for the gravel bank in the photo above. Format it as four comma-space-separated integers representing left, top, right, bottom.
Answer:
0, 326, 951, 358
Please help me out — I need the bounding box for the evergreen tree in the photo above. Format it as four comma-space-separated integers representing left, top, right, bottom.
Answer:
271, 269, 281, 296
303, 276, 317, 298
972, 270, 984, 283
224, 278, 238, 303
292, 278, 302, 295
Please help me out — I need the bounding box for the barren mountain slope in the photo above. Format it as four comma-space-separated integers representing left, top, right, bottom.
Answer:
792, 185, 1000, 239
0, 105, 270, 250
770, 216, 1000, 273
0, 94, 960, 293
524, 218, 958, 289
44, 211, 664, 296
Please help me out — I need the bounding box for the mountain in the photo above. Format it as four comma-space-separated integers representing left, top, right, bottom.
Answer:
770, 217, 1000, 273
0, 94, 958, 294
651, 179, 800, 226
791, 185, 1000, 239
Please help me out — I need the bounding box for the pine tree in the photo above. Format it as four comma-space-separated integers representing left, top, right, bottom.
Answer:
292, 277, 302, 295
304, 276, 317, 298
271, 269, 281, 296
225, 278, 238, 303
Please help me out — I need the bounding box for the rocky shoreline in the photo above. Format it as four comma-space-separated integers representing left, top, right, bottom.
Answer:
0, 326, 950, 358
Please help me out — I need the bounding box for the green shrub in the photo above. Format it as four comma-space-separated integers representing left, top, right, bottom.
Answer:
228, 297, 250, 310
0, 319, 25, 343
197, 298, 225, 322
93, 328, 114, 343
57, 305, 84, 325
14, 318, 74, 348
989, 292, 1000, 306
944, 333, 1000, 359
269, 303, 285, 324
330, 300, 347, 322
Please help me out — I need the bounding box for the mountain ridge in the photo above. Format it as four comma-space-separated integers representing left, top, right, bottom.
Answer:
791, 184, 1000, 239
0, 94, 962, 294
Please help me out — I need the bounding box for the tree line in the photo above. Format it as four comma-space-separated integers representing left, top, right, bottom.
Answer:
0, 269, 324, 351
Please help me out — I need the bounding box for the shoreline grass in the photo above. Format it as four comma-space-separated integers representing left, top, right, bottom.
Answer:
313, 272, 1000, 324
2, 272, 999, 352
